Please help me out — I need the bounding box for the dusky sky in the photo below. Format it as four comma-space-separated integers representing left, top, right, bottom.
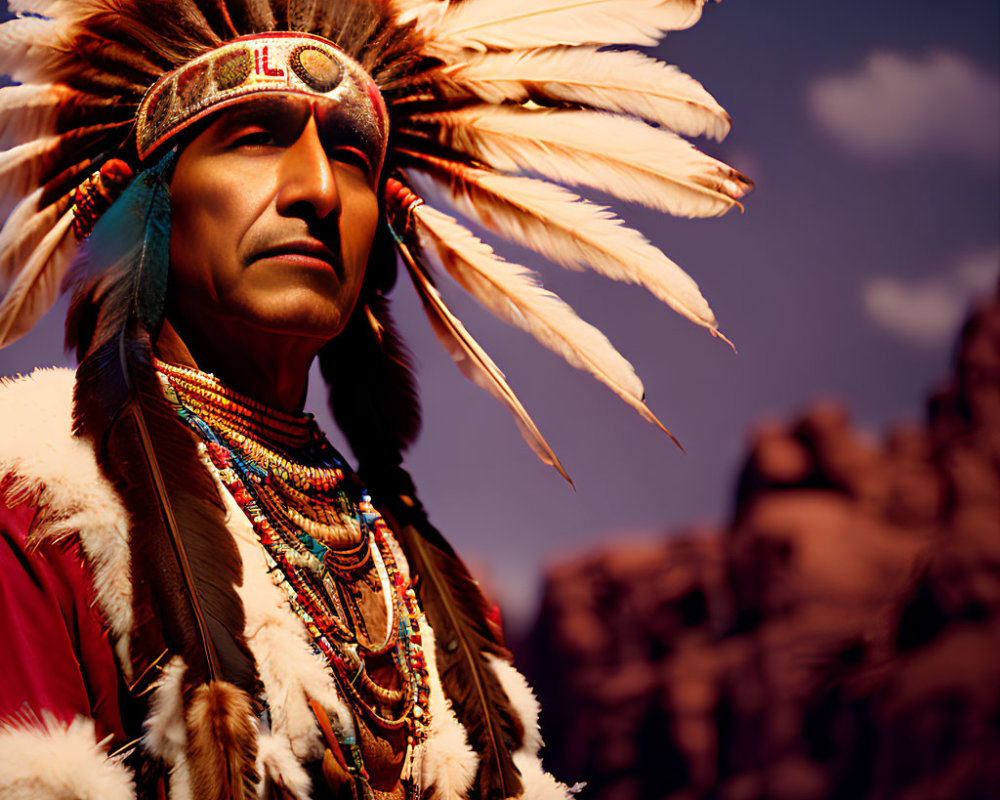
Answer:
2, 0, 998, 626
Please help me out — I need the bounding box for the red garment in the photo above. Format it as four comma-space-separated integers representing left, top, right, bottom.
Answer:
0, 498, 128, 747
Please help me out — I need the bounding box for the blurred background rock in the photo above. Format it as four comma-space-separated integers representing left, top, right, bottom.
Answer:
520, 286, 1000, 800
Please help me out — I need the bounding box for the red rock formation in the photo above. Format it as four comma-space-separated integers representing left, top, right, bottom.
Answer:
525, 289, 1000, 800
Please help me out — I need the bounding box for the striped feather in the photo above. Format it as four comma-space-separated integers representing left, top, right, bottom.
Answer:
0, 84, 80, 150
0, 186, 74, 291
413, 0, 705, 55
401, 155, 721, 334
441, 47, 730, 141
0, 136, 66, 213
408, 105, 750, 217
0, 122, 127, 217
412, 203, 678, 440
0, 208, 76, 348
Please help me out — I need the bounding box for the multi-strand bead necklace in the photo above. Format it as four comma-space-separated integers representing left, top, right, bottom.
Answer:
155, 360, 430, 793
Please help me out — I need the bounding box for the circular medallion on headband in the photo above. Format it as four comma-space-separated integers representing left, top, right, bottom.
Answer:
291, 45, 342, 93
134, 33, 388, 173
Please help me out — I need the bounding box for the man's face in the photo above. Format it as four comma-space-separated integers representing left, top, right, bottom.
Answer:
167, 94, 379, 342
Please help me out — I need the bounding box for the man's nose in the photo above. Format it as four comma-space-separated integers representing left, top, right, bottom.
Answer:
275, 114, 340, 220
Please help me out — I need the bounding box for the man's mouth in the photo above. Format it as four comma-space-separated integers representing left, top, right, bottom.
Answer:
253, 239, 341, 275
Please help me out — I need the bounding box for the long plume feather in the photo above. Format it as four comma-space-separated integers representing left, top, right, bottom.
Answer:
0, 84, 79, 149
412, 203, 678, 441
394, 228, 571, 482
0, 135, 66, 183
408, 105, 750, 217
0, 207, 75, 348
440, 47, 731, 141
410, 0, 705, 54
401, 157, 722, 336
0, 186, 59, 289
0, 16, 66, 83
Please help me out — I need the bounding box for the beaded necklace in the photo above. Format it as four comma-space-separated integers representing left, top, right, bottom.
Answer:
154, 360, 430, 796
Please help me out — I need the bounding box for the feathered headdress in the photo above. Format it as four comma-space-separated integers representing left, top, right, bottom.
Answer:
0, 0, 749, 477
0, 0, 747, 796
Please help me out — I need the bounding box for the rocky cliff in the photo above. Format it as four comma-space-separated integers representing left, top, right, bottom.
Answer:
525, 288, 1000, 800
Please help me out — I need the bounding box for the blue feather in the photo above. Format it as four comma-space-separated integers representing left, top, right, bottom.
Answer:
85, 148, 177, 334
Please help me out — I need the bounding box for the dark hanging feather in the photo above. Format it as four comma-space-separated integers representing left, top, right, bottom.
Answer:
377, 489, 524, 800
320, 221, 419, 479
70, 152, 259, 798
74, 326, 259, 696
320, 292, 421, 469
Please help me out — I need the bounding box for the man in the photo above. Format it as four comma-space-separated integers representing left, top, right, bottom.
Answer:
0, 1, 747, 798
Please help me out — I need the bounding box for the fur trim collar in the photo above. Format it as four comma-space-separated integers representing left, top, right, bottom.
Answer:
0, 368, 570, 800
0, 714, 133, 800
0, 367, 135, 676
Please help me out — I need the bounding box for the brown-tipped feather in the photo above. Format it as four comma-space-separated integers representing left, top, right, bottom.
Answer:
0, 121, 129, 220
185, 680, 259, 800
0, 186, 74, 289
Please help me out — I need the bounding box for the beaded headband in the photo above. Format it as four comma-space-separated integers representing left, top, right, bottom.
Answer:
135, 33, 389, 173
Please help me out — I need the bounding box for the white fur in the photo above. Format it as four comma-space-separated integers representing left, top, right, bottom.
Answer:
257, 733, 312, 800
143, 658, 192, 800
0, 714, 134, 800
513, 752, 575, 800
487, 655, 543, 756
417, 616, 479, 800
487, 655, 577, 800
143, 658, 187, 765
0, 368, 135, 678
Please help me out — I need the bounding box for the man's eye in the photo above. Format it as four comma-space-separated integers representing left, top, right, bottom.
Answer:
333, 147, 372, 178
232, 130, 278, 148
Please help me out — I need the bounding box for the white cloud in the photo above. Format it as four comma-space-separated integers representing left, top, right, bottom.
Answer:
863, 245, 999, 348
809, 51, 1000, 163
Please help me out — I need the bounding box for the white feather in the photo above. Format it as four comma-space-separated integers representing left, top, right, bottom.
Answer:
442, 47, 730, 141
395, 230, 571, 482
413, 203, 675, 436
414, 0, 705, 56
0, 186, 66, 291
0, 121, 122, 219
0, 207, 75, 348
0, 17, 66, 84
410, 105, 750, 218
392, 0, 445, 18
403, 160, 718, 332
0, 135, 64, 220
0, 135, 66, 179
9, 0, 57, 11
0, 84, 80, 150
